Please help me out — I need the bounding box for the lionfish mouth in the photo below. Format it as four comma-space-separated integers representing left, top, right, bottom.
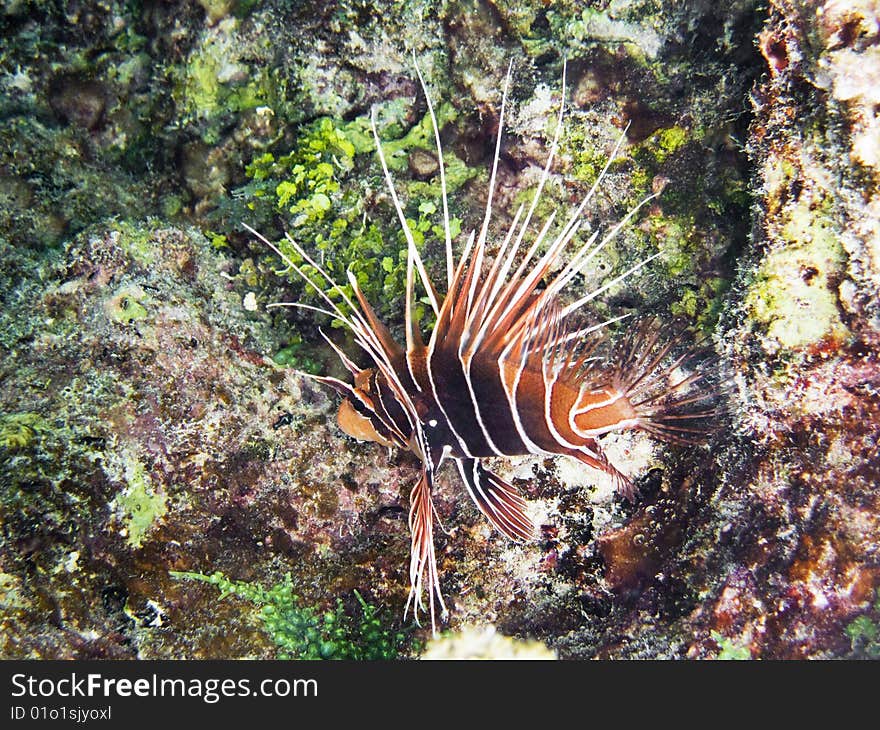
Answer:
247, 57, 719, 636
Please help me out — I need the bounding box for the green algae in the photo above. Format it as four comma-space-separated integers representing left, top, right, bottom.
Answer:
669, 275, 729, 334
375, 101, 458, 172
846, 590, 880, 658
245, 109, 472, 329
273, 338, 323, 373
0, 571, 25, 611
710, 630, 751, 660
172, 17, 291, 144
643, 125, 690, 164
115, 454, 167, 549
0, 412, 49, 451
845, 589, 880, 658
171, 570, 413, 660
105, 285, 149, 325
744, 195, 847, 352
551, 4, 662, 62
561, 124, 629, 189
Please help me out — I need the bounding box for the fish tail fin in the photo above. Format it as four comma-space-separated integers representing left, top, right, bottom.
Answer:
611, 318, 722, 445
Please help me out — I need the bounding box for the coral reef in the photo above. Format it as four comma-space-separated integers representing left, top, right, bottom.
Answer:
420, 625, 555, 659
0, 221, 424, 658
171, 570, 413, 659
0, 0, 877, 660
683, 0, 880, 659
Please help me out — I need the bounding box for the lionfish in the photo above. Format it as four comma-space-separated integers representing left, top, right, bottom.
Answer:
247, 61, 716, 633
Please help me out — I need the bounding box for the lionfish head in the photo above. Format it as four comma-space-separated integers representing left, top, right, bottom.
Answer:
335, 368, 397, 448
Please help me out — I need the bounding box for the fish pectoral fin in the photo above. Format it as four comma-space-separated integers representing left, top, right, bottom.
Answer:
405, 469, 447, 635
301, 373, 355, 397
455, 459, 535, 542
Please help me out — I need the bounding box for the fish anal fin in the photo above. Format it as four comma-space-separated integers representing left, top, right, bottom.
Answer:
573, 448, 638, 502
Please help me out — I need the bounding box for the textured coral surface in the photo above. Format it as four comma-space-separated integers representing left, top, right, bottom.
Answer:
0, 0, 877, 659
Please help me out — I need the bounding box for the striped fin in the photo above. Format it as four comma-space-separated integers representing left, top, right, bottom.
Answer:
572, 445, 637, 501
404, 469, 447, 636
605, 318, 720, 444
245, 224, 402, 382
455, 459, 535, 541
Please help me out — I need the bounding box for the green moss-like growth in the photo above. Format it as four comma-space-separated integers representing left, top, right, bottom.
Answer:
627, 125, 699, 206
622, 210, 728, 334
111, 222, 159, 266
105, 285, 150, 325
744, 195, 847, 352
553, 5, 662, 63
0, 413, 49, 451
373, 101, 457, 173
171, 570, 412, 660
642, 125, 690, 164
172, 18, 290, 144
547, 116, 730, 335
272, 333, 323, 374
710, 631, 751, 660
115, 455, 167, 549
245, 110, 471, 330
561, 124, 629, 189
670, 276, 729, 334
845, 590, 880, 659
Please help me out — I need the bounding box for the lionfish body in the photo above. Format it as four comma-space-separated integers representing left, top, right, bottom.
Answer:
251, 62, 715, 632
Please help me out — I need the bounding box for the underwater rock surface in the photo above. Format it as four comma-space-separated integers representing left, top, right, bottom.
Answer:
0, 223, 428, 658
0, 0, 877, 659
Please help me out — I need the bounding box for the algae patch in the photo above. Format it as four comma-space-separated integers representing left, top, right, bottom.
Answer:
105, 285, 149, 325
171, 571, 412, 660
113, 453, 167, 549
744, 195, 847, 352
0, 413, 48, 451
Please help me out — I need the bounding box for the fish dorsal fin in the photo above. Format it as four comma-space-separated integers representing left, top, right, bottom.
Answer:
346, 271, 404, 362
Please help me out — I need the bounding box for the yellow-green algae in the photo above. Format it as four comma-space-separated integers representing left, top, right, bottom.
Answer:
171, 571, 413, 659
0, 571, 25, 611
846, 590, 880, 659
108, 223, 159, 267
245, 108, 474, 333
172, 16, 290, 143
105, 285, 149, 325
710, 630, 751, 660
115, 453, 167, 549
643, 125, 690, 164
0, 412, 48, 450
744, 192, 847, 352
